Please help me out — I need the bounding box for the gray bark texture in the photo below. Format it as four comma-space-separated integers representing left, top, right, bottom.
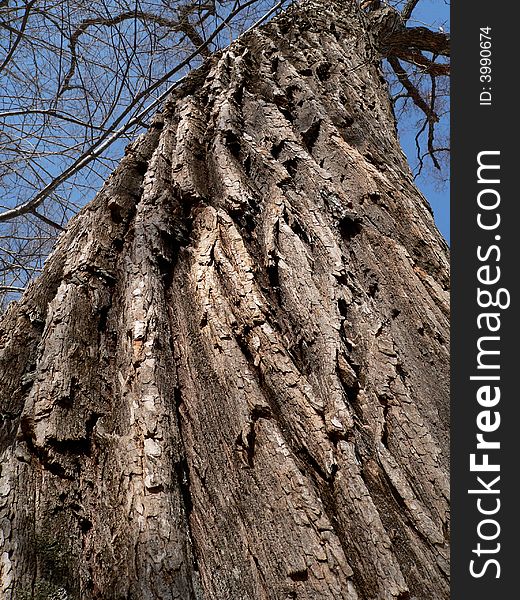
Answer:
0, 1, 449, 598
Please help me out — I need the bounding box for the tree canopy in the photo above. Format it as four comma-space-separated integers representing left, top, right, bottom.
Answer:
0, 0, 449, 307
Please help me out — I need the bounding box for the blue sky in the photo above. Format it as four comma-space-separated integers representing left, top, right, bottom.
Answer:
396, 0, 450, 243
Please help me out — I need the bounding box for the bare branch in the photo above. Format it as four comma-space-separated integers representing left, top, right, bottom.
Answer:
427, 72, 441, 170
0, 109, 108, 130
0, 0, 284, 224
0, 0, 36, 74
388, 55, 438, 123
414, 115, 428, 178
60, 10, 189, 95
392, 48, 449, 76
178, 3, 213, 56
401, 0, 420, 23
59, 6, 216, 96
385, 26, 450, 57
31, 209, 66, 231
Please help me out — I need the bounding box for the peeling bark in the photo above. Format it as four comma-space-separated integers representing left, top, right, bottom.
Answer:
0, 2, 449, 599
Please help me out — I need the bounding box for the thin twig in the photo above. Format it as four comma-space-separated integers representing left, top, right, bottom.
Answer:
388, 55, 438, 123
427, 71, 441, 170
0, 0, 284, 223
0, 0, 36, 74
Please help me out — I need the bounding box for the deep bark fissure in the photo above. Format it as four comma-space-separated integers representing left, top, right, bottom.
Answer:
171, 361, 202, 581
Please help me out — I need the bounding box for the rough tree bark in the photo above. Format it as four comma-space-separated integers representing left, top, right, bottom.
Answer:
0, 1, 449, 598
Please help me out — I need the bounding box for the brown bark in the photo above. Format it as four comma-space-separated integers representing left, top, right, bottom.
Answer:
0, 2, 449, 599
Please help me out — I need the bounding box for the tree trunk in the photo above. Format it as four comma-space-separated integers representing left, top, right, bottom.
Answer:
0, 2, 449, 598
